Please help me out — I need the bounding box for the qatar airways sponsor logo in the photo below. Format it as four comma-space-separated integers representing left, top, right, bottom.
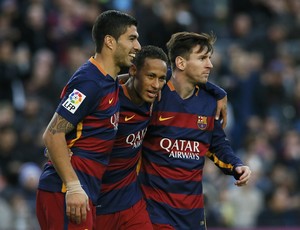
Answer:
126, 127, 148, 148
111, 112, 119, 130
160, 138, 201, 160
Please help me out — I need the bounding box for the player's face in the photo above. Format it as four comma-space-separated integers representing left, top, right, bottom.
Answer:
114, 25, 141, 68
184, 45, 213, 85
133, 58, 167, 104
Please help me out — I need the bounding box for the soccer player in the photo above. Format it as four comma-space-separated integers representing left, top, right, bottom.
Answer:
36, 10, 141, 229
95, 45, 168, 229
139, 32, 251, 230
95, 45, 228, 229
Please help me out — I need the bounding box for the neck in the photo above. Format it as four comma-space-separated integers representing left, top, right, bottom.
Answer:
124, 77, 144, 105
170, 72, 195, 99
94, 53, 120, 80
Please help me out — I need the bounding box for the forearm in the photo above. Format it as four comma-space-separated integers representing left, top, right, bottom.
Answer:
207, 120, 243, 175
43, 131, 78, 184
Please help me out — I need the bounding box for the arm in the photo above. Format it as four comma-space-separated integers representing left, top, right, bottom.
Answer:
201, 82, 228, 128
43, 113, 89, 224
206, 119, 251, 186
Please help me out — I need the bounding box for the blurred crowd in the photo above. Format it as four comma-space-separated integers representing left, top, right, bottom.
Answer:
0, 0, 300, 229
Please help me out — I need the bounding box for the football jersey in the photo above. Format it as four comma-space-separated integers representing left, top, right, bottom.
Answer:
38, 57, 120, 205
96, 84, 152, 214
139, 80, 243, 230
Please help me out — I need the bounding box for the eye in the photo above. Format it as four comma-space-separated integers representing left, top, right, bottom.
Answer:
147, 73, 155, 79
159, 76, 167, 82
129, 35, 137, 41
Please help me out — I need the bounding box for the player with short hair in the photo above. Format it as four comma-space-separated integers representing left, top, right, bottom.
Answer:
95, 45, 168, 230
139, 32, 251, 230
95, 44, 229, 229
36, 10, 141, 229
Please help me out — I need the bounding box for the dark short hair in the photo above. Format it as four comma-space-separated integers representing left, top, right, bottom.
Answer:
92, 10, 138, 52
166, 32, 216, 70
133, 45, 168, 70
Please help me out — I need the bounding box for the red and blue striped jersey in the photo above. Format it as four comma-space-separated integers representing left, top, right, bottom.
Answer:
139, 81, 243, 230
38, 57, 120, 205
96, 84, 152, 214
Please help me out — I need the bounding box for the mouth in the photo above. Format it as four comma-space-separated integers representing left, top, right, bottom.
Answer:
147, 91, 158, 98
129, 53, 136, 58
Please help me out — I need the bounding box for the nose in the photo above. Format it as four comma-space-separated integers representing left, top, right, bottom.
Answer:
134, 40, 141, 51
207, 59, 213, 68
151, 78, 160, 89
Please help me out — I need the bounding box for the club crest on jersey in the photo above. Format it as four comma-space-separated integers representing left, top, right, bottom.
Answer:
197, 116, 207, 130
62, 89, 86, 114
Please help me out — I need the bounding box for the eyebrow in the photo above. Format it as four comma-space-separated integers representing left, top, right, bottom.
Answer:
128, 34, 139, 39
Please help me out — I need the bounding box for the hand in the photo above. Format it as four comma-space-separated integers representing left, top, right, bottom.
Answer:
234, 166, 251, 187
65, 181, 90, 224
216, 95, 227, 129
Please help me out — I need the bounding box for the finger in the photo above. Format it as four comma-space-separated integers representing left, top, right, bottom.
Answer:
215, 107, 221, 120
236, 180, 248, 186
81, 205, 87, 222
157, 90, 162, 101
66, 205, 71, 218
75, 207, 82, 224
221, 106, 227, 129
86, 199, 90, 211
237, 174, 251, 185
237, 172, 249, 182
240, 169, 251, 180
235, 179, 246, 186
68, 149, 73, 157
70, 207, 77, 223
221, 114, 227, 129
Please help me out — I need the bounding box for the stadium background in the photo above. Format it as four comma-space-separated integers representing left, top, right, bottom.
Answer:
0, 0, 299, 229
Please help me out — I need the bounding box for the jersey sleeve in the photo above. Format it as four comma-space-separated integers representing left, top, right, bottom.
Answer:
56, 79, 102, 126
206, 119, 244, 179
200, 81, 227, 100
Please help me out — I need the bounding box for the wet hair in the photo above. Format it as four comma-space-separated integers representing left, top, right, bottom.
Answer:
166, 32, 216, 70
133, 45, 168, 69
92, 10, 138, 52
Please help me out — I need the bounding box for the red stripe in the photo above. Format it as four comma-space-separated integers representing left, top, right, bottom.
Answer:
101, 169, 136, 192
83, 116, 113, 129
99, 90, 119, 110
60, 85, 68, 99
107, 153, 140, 171
71, 155, 107, 180
74, 138, 114, 152
111, 136, 127, 148
141, 160, 202, 182
142, 185, 204, 209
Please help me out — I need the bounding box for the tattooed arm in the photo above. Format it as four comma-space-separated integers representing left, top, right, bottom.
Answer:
43, 112, 77, 183
43, 112, 90, 224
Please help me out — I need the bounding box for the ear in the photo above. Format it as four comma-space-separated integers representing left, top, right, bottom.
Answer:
104, 35, 115, 50
129, 64, 137, 77
175, 56, 185, 71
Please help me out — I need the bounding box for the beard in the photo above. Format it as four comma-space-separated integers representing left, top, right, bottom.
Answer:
114, 46, 132, 68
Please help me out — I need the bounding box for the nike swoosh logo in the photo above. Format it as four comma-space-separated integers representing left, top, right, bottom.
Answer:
159, 115, 174, 121
125, 115, 135, 122
109, 98, 114, 104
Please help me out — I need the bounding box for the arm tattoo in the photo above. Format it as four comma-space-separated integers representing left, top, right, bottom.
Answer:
48, 114, 74, 135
